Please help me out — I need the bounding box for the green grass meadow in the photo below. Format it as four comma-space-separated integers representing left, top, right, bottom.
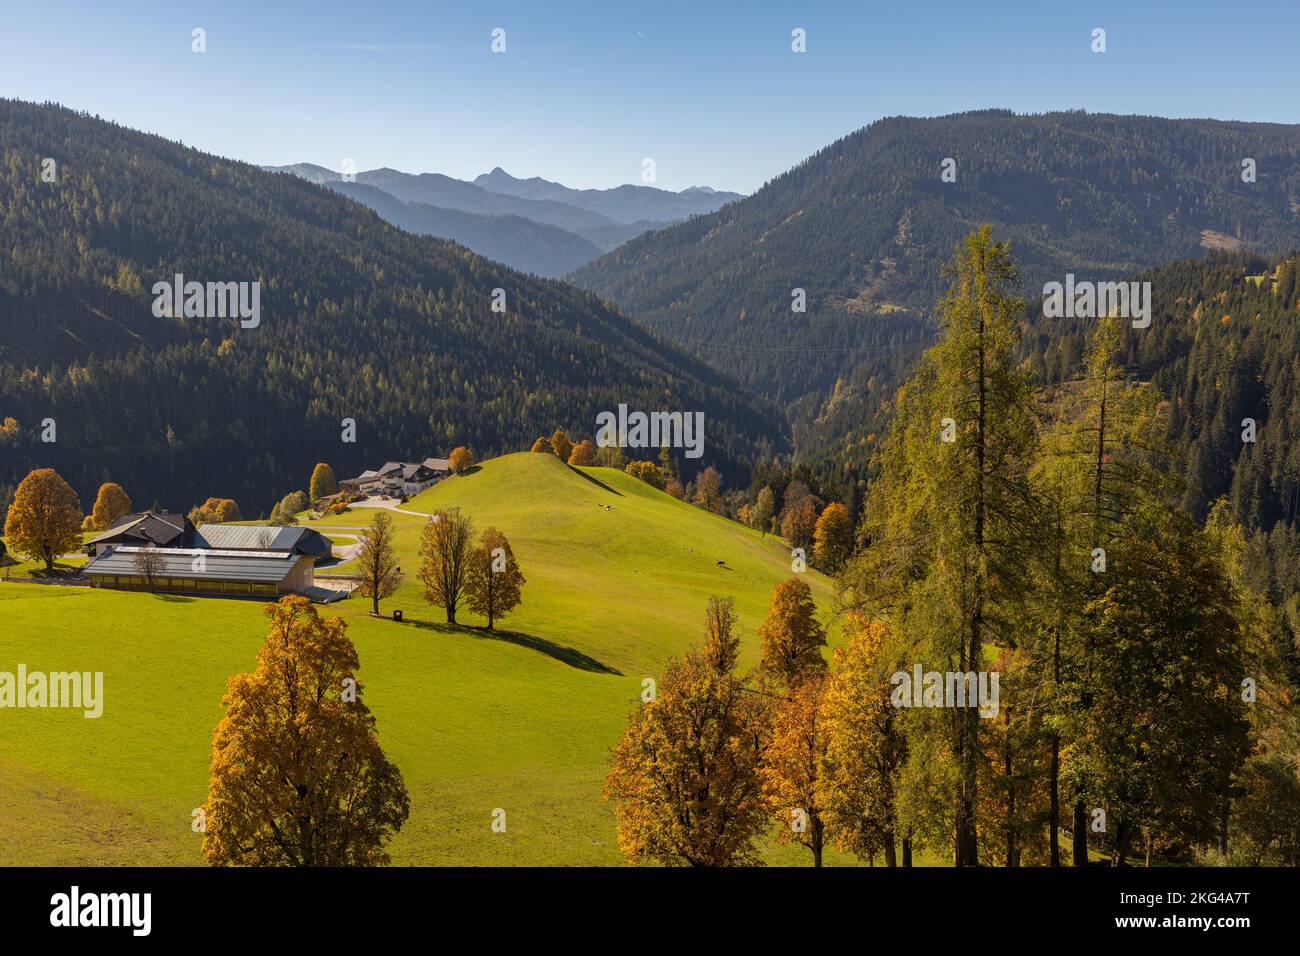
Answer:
0, 454, 862, 865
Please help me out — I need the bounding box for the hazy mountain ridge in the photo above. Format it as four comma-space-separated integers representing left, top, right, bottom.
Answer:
264, 163, 742, 262
326, 180, 603, 277
473, 166, 743, 224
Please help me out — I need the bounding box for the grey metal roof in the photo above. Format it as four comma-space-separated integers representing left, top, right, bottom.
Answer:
84, 546, 300, 583
191, 525, 331, 557
86, 512, 187, 547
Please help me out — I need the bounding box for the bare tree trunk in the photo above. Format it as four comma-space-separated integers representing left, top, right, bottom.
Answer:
1004, 719, 1016, 867
902, 832, 913, 867
1073, 800, 1089, 866
1113, 821, 1131, 868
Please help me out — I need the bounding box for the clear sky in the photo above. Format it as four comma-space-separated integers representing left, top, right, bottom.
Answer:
3, 0, 1299, 194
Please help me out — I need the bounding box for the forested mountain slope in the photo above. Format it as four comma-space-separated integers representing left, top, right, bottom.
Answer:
0, 100, 785, 511
574, 110, 1300, 409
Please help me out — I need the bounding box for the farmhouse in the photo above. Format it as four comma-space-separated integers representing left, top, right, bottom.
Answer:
341, 458, 449, 497
84, 546, 314, 598
85, 512, 192, 556
81, 523, 336, 599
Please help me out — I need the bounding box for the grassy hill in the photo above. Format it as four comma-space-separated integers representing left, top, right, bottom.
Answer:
0, 454, 849, 866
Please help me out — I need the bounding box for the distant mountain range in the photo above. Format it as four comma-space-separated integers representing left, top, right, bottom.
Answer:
264, 162, 743, 276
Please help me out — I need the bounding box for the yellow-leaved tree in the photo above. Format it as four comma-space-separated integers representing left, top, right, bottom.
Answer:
812, 501, 853, 573
464, 527, 525, 630
549, 429, 573, 463
3, 468, 83, 571
89, 481, 133, 531
567, 439, 596, 466
761, 671, 832, 866
309, 462, 338, 501
820, 615, 910, 866
202, 597, 409, 866
447, 446, 474, 475
604, 597, 768, 866
758, 576, 827, 690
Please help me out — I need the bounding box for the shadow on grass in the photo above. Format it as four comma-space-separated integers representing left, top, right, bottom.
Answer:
24, 563, 85, 580
152, 593, 196, 603
408, 617, 622, 675
569, 466, 623, 497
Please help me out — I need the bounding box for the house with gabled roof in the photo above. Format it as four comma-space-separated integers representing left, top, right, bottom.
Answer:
86, 512, 192, 556
341, 457, 449, 497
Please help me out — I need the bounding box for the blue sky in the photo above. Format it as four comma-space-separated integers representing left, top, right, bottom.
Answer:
3, 0, 1298, 194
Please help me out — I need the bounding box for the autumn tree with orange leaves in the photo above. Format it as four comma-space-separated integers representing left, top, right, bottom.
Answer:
758, 577, 827, 690
820, 616, 910, 866
202, 597, 409, 866
3, 468, 82, 571
88, 481, 132, 532
604, 598, 767, 866
761, 671, 832, 866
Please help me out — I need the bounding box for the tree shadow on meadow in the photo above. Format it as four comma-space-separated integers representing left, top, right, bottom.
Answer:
407, 618, 621, 675
568, 466, 623, 497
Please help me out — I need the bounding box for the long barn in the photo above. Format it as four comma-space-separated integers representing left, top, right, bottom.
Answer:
84, 546, 316, 598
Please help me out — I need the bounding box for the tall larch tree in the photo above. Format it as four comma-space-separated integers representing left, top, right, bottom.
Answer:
751, 486, 776, 535
839, 227, 1038, 866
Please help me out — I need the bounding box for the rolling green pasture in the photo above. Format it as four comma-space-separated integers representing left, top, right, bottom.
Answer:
0, 454, 857, 865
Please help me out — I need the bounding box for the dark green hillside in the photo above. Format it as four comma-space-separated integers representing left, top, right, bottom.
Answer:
574, 109, 1300, 409
1020, 250, 1300, 538
0, 100, 785, 511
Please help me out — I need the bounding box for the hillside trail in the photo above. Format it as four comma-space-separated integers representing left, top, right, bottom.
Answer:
349, 497, 431, 518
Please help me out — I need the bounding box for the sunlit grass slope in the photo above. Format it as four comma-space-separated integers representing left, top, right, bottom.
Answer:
0, 453, 845, 865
